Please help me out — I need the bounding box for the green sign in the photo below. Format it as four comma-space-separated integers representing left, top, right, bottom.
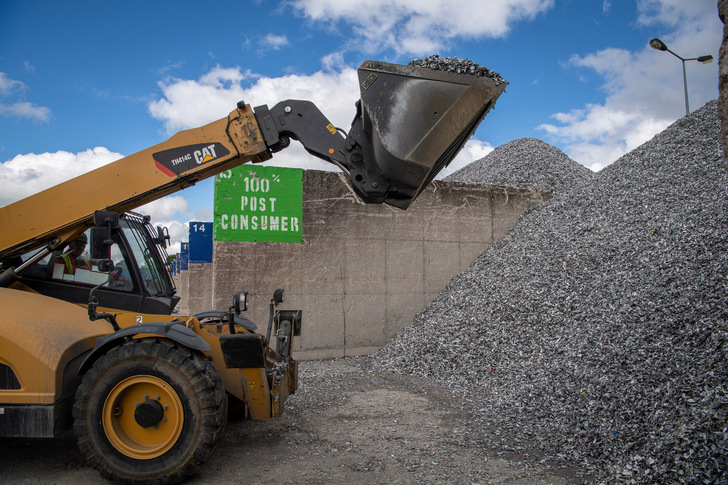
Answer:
214, 165, 303, 243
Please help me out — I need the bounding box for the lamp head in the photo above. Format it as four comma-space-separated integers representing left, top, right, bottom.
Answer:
649, 38, 668, 51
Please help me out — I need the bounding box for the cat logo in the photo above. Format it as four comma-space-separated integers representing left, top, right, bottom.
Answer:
194, 145, 218, 164
153, 142, 231, 177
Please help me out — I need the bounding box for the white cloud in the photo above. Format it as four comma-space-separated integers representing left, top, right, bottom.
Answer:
192, 208, 214, 221
262, 33, 290, 50
0, 147, 123, 206
137, 195, 189, 221
0, 72, 52, 123
149, 65, 359, 137
0, 72, 25, 95
289, 0, 555, 54
0, 101, 52, 122
321, 51, 346, 72
537, 0, 721, 169
637, 0, 717, 28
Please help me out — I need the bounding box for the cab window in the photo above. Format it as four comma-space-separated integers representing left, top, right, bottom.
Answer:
19, 230, 135, 292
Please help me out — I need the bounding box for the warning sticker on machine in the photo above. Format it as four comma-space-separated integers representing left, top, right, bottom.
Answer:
214, 165, 303, 243
153, 142, 230, 177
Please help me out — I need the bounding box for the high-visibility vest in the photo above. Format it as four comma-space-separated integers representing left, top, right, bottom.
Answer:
60, 253, 75, 274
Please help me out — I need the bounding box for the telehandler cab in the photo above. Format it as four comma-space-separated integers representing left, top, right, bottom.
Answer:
0, 60, 506, 483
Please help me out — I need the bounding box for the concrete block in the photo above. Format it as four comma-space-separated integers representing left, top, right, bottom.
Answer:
186, 262, 213, 314
301, 237, 346, 295
344, 294, 387, 355
385, 240, 424, 294
214, 240, 257, 268
174, 271, 190, 314
212, 268, 252, 310
386, 205, 424, 241
459, 216, 491, 243
297, 294, 346, 351
421, 187, 461, 243
424, 240, 461, 294
254, 242, 302, 295
302, 171, 364, 240
344, 238, 386, 296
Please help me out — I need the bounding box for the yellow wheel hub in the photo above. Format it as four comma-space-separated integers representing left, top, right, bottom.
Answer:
102, 375, 184, 459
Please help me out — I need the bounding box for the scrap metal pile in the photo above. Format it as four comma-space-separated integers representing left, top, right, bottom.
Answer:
445, 137, 594, 193
408, 55, 507, 85
372, 100, 728, 483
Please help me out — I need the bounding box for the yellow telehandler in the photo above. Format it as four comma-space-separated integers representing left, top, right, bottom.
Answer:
0, 60, 506, 483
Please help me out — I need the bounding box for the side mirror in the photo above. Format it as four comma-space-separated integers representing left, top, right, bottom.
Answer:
273, 288, 285, 305
90, 210, 120, 270
226, 291, 249, 335
155, 226, 170, 249
90, 227, 112, 261
232, 291, 248, 315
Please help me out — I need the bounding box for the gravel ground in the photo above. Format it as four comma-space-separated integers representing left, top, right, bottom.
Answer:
0, 359, 586, 485
371, 100, 728, 484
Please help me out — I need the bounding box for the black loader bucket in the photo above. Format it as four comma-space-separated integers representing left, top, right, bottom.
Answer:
345, 59, 507, 209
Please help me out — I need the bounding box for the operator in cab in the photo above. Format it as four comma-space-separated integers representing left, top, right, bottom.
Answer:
53, 233, 91, 276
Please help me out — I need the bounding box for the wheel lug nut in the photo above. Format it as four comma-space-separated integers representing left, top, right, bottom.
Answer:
155, 395, 161, 401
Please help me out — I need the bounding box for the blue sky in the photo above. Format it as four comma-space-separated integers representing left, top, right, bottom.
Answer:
1, 0, 722, 252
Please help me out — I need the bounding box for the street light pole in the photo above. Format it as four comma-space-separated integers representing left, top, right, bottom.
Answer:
649, 38, 714, 116
679, 56, 689, 115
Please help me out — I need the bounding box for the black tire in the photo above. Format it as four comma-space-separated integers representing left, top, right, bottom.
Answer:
73, 338, 227, 484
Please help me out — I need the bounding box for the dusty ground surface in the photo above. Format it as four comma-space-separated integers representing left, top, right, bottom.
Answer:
0, 358, 589, 484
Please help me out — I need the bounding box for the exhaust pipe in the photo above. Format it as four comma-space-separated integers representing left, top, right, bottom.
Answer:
254, 58, 507, 209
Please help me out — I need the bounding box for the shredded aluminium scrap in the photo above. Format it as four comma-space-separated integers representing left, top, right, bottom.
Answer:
445, 137, 594, 193
372, 100, 728, 483
409, 55, 506, 85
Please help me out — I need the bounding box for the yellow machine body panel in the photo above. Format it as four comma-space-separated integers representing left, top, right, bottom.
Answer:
0, 287, 107, 405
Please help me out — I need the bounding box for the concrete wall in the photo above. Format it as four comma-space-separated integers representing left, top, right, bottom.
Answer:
173, 264, 211, 315
172, 270, 189, 313
180, 170, 549, 359
175, 263, 212, 315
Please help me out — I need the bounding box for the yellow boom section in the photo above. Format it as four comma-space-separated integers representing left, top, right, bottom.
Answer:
0, 104, 270, 261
